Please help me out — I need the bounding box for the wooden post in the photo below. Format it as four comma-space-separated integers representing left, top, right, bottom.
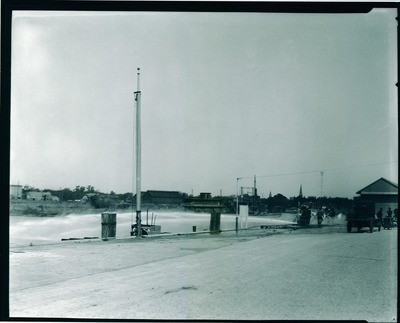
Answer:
101, 212, 117, 240
235, 216, 238, 234
210, 212, 221, 234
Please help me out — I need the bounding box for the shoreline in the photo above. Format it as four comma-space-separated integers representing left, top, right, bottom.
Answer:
9, 199, 189, 217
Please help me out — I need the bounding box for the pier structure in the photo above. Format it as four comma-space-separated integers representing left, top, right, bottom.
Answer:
184, 193, 223, 212
184, 193, 224, 234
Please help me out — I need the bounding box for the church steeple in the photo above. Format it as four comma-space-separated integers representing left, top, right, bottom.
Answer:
299, 185, 303, 198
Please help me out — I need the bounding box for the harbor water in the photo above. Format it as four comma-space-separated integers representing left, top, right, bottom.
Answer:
9, 211, 295, 247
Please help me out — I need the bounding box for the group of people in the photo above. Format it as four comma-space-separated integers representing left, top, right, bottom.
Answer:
376, 207, 398, 228
297, 205, 312, 226
376, 207, 397, 220
296, 205, 335, 227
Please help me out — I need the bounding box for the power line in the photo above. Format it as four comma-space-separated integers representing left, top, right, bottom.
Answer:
258, 170, 321, 179
237, 160, 398, 180
324, 160, 398, 173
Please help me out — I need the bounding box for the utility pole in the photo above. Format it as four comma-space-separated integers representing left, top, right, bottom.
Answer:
134, 67, 142, 237
236, 178, 240, 216
320, 171, 324, 197
236, 178, 240, 233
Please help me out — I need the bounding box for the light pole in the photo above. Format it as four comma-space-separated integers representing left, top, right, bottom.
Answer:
134, 67, 142, 237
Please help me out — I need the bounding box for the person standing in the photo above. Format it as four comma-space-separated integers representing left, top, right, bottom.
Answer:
383, 207, 394, 229
376, 208, 383, 226
317, 209, 324, 227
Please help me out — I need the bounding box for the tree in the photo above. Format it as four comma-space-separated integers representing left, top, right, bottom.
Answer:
266, 193, 289, 212
23, 186, 39, 193
73, 186, 86, 200
59, 188, 74, 201
86, 185, 96, 193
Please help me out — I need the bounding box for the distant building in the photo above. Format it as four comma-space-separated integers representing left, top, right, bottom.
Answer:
82, 193, 97, 202
141, 190, 184, 205
355, 177, 398, 214
199, 192, 212, 199
185, 192, 223, 212
26, 191, 55, 201
26, 191, 42, 201
10, 185, 23, 199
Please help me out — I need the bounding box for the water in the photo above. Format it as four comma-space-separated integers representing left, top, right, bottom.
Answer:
9, 211, 294, 247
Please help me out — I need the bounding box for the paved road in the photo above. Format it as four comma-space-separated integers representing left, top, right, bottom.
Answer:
10, 226, 397, 321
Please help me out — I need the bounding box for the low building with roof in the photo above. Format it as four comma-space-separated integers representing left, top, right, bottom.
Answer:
355, 177, 398, 215
26, 191, 56, 201
141, 190, 184, 205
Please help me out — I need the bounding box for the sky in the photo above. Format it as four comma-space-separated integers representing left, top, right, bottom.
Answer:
10, 9, 398, 198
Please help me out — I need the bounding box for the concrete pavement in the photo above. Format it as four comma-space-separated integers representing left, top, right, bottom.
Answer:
10, 225, 397, 321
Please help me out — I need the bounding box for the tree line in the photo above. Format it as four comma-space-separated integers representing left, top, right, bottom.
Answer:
22, 185, 133, 203
264, 194, 354, 212
21, 185, 354, 212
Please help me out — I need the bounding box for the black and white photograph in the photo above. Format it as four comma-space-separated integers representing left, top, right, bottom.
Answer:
4, 2, 398, 321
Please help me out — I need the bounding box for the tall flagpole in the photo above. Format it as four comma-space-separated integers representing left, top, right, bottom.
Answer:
134, 67, 142, 237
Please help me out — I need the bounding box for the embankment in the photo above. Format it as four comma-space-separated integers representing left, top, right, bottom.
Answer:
9, 200, 102, 216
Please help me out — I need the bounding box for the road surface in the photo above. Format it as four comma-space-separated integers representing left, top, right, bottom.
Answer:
10, 225, 397, 321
